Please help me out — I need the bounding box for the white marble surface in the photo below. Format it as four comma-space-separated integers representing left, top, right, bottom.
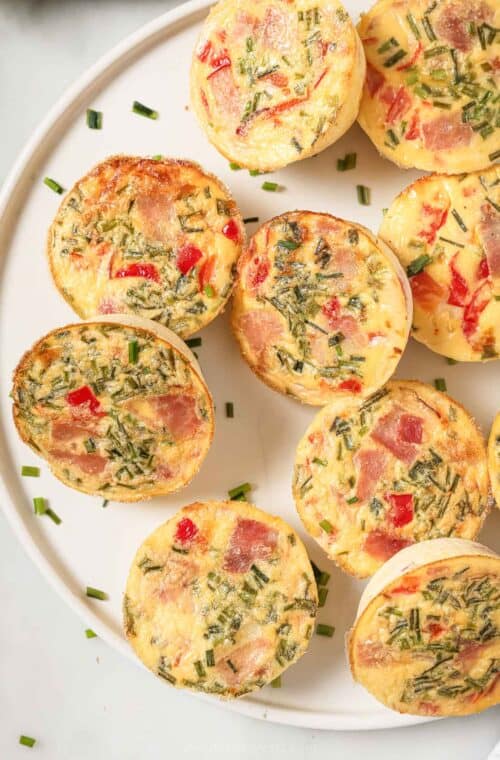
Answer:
0, 1, 498, 757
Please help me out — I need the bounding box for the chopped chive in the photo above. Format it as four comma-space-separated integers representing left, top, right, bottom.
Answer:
194, 660, 206, 678
319, 519, 333, 534
86, 586, 108, 601
204, 284, 215, 297
422, 15, 436, 42
33, 496, 47, 515
312, 457, 327, 466
19, 736, 36, 748
270, 676, 282, 688
432, 100, 452, 109
128, 340, 139, 364
451, 208, 467, 232
205, 649, 215, 667
262, 181, 280, 192
277, 239, 300, 250
243, 216, 259, 223
228, 482, 251, 500
229, 162, 242, 170
186, 337, 202, 348
225, 402, 234, 418
316, 623, 335, 637
337, 152, 357, 171
424, 45, 448, 58
45, 508, 62, 525
406, 13, 421, 38
102, 499, 109, 508
377, 37, 398, 54
132, 100, 158, 119
434, 377, 447, 392
249, 169, 262, 176
386, 128, 400, 145
489, 149, 500, 161
85, 628, 97, 639
22, 465, 40, 477
438, 236, 464, 248
346, 496, 359, 504
318, 587, 329, 608
86, 108, 102, 129
43, 177, 64, 194
446, 357, 458, 365
406, 254, 432, 276
311, 560, 330, 587
384, 49, 407, 68
152, 154, 163, 160
356, 185, 371, 205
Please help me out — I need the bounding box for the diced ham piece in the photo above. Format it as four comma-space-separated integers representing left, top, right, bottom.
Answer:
435, 0, 493, 53
365, 62, 384, 97
356, 640, 391, 667
410, 271, 446, 312
330, 247, 358, 278
238, 310, 283, 359
422, 112, 473, 151
49, 449, 107, 475
478, 204, 500, 280
399, 414, 423, 444
209, 66, 241, 121
354, 449, 388, 501
135, 193, 174, 240
418, 203, 449, 245
261, 5, 294, 53
448, 253, 469, 307
157, 555, 198, 603
463, 282, 490, 341
223, 518, 278, 573
216, 638, 271, 687
371, 405, 423, 464
364, 530, 413, 561
51, 419, 97, 441
380, 86, 412, 125
321, 298, 367, 348
152, 394, 201, 440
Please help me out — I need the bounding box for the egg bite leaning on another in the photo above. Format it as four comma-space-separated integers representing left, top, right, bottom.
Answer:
348, 539, 500, 716
379, 166, 500, 361
357, 0, 500, 173
123, 500, 318, 697
488, 411, 500, 507
293, 380, 491, 578
11, 315, 214, 501
231, 211, 411, 406
47, 156, 245, 339
190, 0, 365, 172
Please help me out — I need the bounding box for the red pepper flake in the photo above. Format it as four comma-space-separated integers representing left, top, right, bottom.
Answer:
197, 40, 212, 63
447, 254, 469, 307
338, 378, 362, 394
390, 576, 420, 595
387, 493, 414, 527
66, 385, 104, 416
177, 244, 203, 275
478, 257, 490, 280
418, 203, 449, 245
175, 517, 198, 544
114, 263, 160, 283
396, 41, 423, 70
222, 218, 240, 243
207, 50, 231, 79
383, 86, 412, 125
405, 113, 420, 140
463, 283, 490, 341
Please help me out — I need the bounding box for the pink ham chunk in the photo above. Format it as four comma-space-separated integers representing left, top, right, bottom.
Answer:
479, 203, 500, 280
49, 449, 107, 475
223, 518, 278, 573
354, 449, 388, 501
422, 112, 473, 151
238, 310, 283, 359
364, 530, 413, 562
371, 406, 423, 464
126, 393, 201, 441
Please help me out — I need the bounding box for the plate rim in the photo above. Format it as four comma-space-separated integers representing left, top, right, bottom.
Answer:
0, 0, 433, 731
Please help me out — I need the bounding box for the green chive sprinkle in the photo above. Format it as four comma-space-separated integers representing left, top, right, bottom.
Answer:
311, 561, 330, 587
319, 519, 333, 534
316, 623, 335, 637
228, 482, 251, 500
33, 497, 47, 515
86, 586, 108, 601
152, 154, 163, 160
434, 377, 447, 392
277, 239, 300, 250
312, 457, 327, 466
206, 649, 215, 667
22, 466, 40, 477
132, 100, 158, 119
128, 340, 139, 364
204, 284, 215, 297
249, 169, 263, 176
406, 253, 432, 277
384, 49, 407, 68
318, 587, 329, 607
229, 162, 242, 170
225, 402, 234, 418
262, 181, 280, 192
186, 337, 202, 348
489, 150, 500, 162
446, 357, 458, 365
85, 628, 97, 638
356, 185, 371, 206
102, 499, 109, 508
46, 508, 62, 525
346, 496, 359, 504
243, 216, 259, 223
270, 676, 282, 688
19, 736, 36, 748
337, 152, 357, 171
44, 177, 64, 194
86, 108, 102, 129
451, 208, 467, 232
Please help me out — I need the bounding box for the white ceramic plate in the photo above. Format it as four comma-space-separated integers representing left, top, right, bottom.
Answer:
0, 0, 498, 731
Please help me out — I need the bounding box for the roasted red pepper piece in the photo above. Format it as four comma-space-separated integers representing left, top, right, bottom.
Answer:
447, 253, 469, 307
175, 517, 198, 544
177, 244, 203, 275
222, 218, 240, 243
338, 378, 362, 394
66, 385, 104, 416
114, 263, 160, 283
387, 493, 414, 527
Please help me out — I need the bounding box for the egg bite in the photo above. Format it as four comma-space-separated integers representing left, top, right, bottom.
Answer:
488, 411, 500, 507
357, 0, 500, 173
47, 156, 244, 339
190, 0, 365, 172
123, 500, 318, 697
12, 315, 214, 501
348, 538, 500, 716
293, 380, 491, 578
231, 211, 411, 406
379, 166, 500, 361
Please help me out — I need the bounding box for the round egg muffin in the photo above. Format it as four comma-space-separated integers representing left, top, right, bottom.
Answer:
190, 0, 365, 171
380, 166, 500, 361
357, 0, 500, 173
47, 156, 244, 338
293, 380, 491, 578
12, 315, 214, 501
123, 500, 318, 697
349, 538, 500, 716
231, 211, 411, 405
488, 411, 500, 506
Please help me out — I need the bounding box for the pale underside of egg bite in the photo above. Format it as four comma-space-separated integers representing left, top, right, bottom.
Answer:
12, 317, 214, 502
380, 165, 500, 361
348, 539, 500, 717
488, 411, 500, 506
47, 155, 245, 339
232, 211, 410, 406
293, 380, 491, 577
190, 0, 365, 171
124, 500, 318, 697
357, 0, 500, 173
